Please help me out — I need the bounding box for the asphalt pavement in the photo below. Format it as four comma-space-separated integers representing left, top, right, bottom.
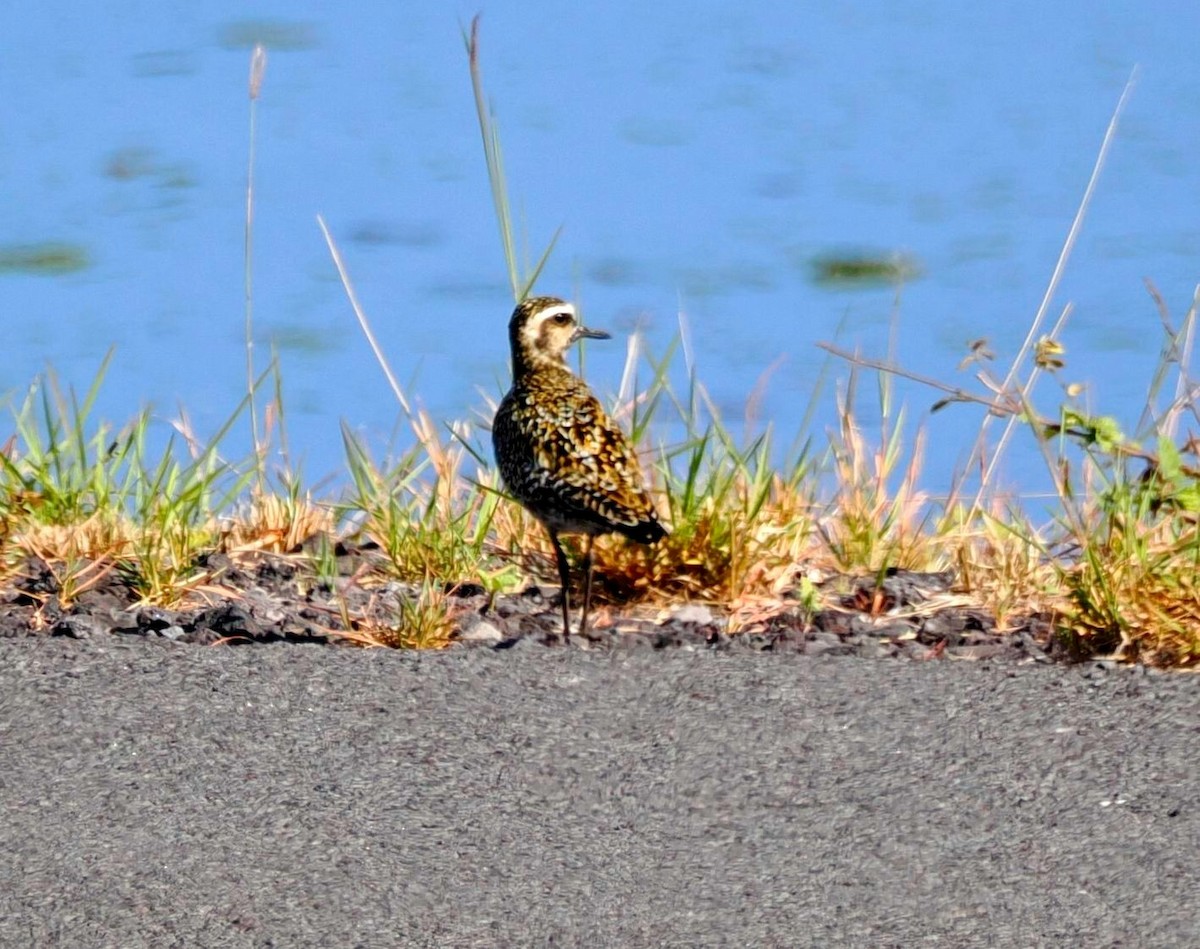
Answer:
1, 636, 1196, 948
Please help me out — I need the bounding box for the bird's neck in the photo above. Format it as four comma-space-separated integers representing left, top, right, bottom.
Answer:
512, 347, 569, 380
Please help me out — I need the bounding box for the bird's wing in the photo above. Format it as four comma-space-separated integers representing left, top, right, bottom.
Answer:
522, 383, 660, 533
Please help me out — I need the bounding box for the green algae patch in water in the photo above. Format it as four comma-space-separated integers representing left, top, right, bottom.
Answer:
0, 242, 89, 276
104, 147, 158, 181
811, 251, 923, 288
217, 19, 319, 51
132, 49, 197, 78
271, 326, 340, 355
103, 147, 195, 192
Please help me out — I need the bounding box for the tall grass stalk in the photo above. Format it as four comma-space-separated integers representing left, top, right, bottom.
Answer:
317, 215, 471, 512
245, 44, 268, 485
316, 215, 412, 416
967, 68, 1138, 511
1137, 281, 1200, 441
464, 15, 559, 301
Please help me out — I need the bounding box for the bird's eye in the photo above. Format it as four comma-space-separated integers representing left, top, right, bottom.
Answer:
552, 312, 573, 325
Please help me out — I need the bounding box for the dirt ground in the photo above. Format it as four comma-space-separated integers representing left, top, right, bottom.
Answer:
0, 544, 1066, 663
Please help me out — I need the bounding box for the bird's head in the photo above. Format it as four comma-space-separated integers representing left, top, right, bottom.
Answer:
508, 296, 610, 371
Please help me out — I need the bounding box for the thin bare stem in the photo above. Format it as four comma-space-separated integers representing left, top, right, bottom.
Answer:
816, 342, 1018, 416
983, 301, 1076, 507
316, 214, 412, 417
969, 68, 1138, 504
245, 43, 267, 485
818, 340, 1179, 475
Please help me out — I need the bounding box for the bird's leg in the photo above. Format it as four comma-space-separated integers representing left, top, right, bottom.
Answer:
549, 530, 572, 642
579, 535, 595, 638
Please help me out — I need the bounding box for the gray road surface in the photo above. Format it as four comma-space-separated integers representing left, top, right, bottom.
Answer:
1, 636, 1197, 948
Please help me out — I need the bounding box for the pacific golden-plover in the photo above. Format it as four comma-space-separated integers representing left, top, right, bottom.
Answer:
492, 295, 667, 640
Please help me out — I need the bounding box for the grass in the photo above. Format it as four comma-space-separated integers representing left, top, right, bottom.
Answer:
3, 276, 1195, 663
1, 46, 1196, 665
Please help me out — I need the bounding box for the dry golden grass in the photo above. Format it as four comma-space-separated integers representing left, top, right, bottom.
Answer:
3, 324, 1198, 666
1055, 514, 1200, 665
322, 582, 459, 651
222, 489, 334, 554
947, 504, 1059, 632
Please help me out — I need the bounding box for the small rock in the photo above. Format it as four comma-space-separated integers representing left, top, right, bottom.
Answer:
190, 604, 262, 640
877, 568, 956, 607
948, 643, 1008, 661
135, 606, 181, 634
803, 639, 846, 657
459, 620, 503, 643
874, 621, 917, 640
613, 630, 657, 651
669, 604, 714, 625
256, 559, 296, 582
49, 615, 106, 639
855, 639, 890, 659
1016, 632, 1053, 663
849, 615, 883, 637
110, 610, 143, 635
73, 590, 127, 615
962, 630, 998, 646
494, 632, 540, 651
900, 640, 934, 660
812, 610, 854, 636
921, 612, 966, 644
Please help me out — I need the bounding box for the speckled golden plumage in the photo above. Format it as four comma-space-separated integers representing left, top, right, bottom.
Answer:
493, 296, 666, 639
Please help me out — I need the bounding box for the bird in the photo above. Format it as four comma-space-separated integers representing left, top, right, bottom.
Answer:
492, 295, 667, 641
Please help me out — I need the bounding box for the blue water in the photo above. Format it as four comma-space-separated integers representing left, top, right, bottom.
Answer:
2, 3, 1198, 501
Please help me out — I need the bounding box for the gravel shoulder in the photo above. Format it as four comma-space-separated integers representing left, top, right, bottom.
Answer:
1, 635, 1197, 948
0, 552, 1063, 664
